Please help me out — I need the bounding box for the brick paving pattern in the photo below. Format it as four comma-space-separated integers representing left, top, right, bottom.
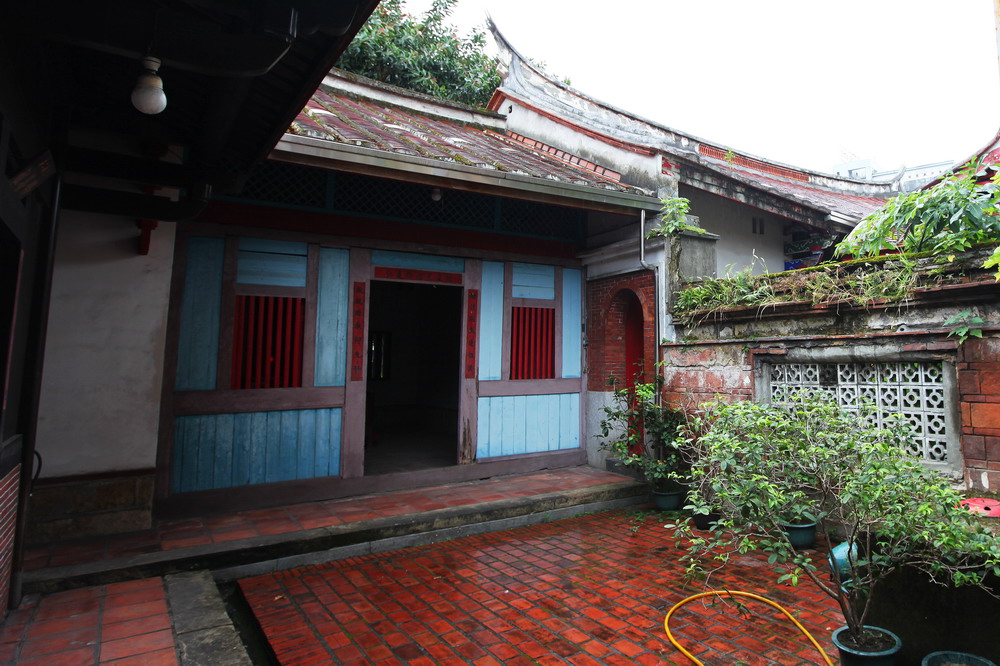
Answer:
241, 509, 845, 665
24, 468, 626, 572
0, 577, 176, 665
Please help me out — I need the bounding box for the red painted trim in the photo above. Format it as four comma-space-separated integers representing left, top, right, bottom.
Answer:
136, 219, 158, 255
501, 132, 622, 182
372, 266, 463, 285
491, 91, 656, 157
465, 289, 479, 379
198, 201, 579, 260
698, 145, 810, 182
350, 282, 366, 381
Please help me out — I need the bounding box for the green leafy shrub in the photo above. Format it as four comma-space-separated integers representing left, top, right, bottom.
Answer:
836, 159, 1000, 269
337, 0, 501, 107
678, 394, 1000, 650
598, 377, 687, 490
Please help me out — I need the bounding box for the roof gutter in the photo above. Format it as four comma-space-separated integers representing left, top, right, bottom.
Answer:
272, 134, 660, 215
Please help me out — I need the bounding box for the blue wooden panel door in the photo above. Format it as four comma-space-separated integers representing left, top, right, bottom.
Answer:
476, 394, 579, 459
172, 408, 342, 492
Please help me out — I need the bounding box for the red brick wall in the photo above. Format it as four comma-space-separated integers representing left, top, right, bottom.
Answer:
586, 271, 656, 391
658, 333, 1000, 491
958, 335, 1000, 491
660, 343, 754, 409
0, 464, 20, 616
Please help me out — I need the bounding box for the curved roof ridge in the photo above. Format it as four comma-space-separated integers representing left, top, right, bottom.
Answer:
488, 19, 896, 196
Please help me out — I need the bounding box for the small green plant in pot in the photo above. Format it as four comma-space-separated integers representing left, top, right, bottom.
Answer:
679, 394, 1000, 664
598, 376, 686, 510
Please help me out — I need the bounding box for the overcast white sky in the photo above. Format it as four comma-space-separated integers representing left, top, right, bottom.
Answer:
403, 0, 1000, 175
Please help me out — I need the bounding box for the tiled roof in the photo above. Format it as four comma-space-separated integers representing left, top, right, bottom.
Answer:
723, 166, 889, 219
289, 88, 649, 196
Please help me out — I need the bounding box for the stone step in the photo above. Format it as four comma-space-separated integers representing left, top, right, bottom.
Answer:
23, 479, 648, 594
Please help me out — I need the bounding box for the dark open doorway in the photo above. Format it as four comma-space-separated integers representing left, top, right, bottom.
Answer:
364, 280, 463, 475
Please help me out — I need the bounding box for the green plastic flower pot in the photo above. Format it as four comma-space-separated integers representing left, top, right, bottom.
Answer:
922, 652, 996, 666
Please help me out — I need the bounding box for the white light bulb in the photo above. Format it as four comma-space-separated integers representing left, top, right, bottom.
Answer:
132, 57, 167, 115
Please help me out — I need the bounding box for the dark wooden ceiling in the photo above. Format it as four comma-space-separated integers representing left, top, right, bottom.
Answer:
2, 0, 380, 219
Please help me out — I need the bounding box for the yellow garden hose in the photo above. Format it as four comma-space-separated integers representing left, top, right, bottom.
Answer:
664, 590, 834, 666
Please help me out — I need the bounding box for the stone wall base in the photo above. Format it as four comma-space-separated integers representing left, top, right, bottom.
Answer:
27, 471, 154, 544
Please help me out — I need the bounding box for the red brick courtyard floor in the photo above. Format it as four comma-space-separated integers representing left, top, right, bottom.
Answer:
241, 509, 845, 665
0, 577, 176, 665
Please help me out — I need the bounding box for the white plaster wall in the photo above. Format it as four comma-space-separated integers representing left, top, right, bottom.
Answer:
35, 212, 176, 477
503, 101, 662, 189
585, 390, 616, 469
683, 188, 787, 276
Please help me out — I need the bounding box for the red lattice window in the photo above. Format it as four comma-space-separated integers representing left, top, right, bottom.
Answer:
510, 306, 554, 380
231, 295, 304, 389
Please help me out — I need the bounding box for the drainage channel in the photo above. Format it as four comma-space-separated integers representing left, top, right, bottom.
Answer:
219, 579, 279, 666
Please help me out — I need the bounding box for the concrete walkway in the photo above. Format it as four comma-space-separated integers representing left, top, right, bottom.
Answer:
0, 467, 848, 664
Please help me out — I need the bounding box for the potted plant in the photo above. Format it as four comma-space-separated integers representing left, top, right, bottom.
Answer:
598, 376, 687, 510
679, 394, 1000, 664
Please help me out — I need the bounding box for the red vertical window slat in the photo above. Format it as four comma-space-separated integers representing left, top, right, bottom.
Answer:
510, 306, 555, 380
232, 295, 305, 389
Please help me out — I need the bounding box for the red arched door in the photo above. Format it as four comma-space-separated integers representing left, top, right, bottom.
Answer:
623, 291, 644, 389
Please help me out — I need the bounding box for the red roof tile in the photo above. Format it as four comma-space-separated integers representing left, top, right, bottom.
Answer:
289, 89, 647, 196
725, 166, 888, 219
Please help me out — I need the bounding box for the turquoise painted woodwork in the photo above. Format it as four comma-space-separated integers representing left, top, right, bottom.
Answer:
371, 249, 465, 273
237, 237, 307, 287
172, 408, 342, 492
511, 263, 555, 299
561, 268, 582, 378
476, 393, 580, 459
238, 238, 308, 256
315, 248, 350, 386
176, 237, 224, 391
478, 261, 504, 380
237, 252, 307, 287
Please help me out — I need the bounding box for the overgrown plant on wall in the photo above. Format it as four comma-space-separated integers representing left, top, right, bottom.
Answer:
646, 196, 703, 238
836, 159, 1000, 274
671, 253, 929, 323
671, 160, 1000, 322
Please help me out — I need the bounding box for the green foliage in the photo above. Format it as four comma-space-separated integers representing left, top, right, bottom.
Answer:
337, 0, 501, 107
945, 309, 985, 344
672, 258, 775, 319
672, 255, 926, 322
598, 376, 687, 490
677, 394, 1000, 647
837, 160, 1000, 259
646, 196, 704, 238
985, 244, 1000, 281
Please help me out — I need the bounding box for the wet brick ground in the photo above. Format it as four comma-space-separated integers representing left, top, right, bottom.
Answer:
241, 509, 844, 665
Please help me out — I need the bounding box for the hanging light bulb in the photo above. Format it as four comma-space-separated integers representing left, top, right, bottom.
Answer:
131, 56, 167, 115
